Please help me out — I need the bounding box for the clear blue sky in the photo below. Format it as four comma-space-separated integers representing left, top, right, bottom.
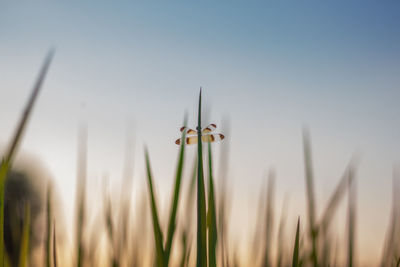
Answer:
1, 1, 399, 264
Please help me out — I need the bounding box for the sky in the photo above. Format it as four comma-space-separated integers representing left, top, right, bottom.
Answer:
1, 1, 400, 265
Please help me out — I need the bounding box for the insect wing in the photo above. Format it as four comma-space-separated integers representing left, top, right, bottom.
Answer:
180, 126, 196, 135
202, 133, 224, 143
202, 124, 217, 134
175, 136, 198, 145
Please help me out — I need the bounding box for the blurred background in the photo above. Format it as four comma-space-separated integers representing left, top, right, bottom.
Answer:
0, 1, 399, 266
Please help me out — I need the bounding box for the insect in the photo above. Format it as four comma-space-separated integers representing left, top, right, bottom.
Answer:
175, 123, 225, 145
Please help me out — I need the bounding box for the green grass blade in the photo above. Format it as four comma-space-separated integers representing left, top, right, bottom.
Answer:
18, 204, 30, 267
196, 89, 207, 267
292, 218, 300, 267
164, 116, 187, 265
144, 148, 165, 267
302, 128, 318, 266
207, 142, 217, 267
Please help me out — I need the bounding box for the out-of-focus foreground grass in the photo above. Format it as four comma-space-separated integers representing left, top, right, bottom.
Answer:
1, 52, 400, 267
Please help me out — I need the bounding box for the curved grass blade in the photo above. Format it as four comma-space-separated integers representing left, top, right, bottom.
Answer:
164, 115, 187, 265
144, 148, 165, 267
196, 89, 207, 267
292, 218, 300, 267
207, 142, 217, 267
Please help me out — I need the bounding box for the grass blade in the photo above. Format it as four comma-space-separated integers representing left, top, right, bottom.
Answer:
320, 157, 358, 266
164, 116, 187, 265
207, 142, 217, 267
103, 184, 118, 267
144, 148, 165, 267
347, 168, 356, 267
380, 168, 399, 266
262, 171, 275, 267
276, 195, 288, 267
180, 159, 197, 267
46, 185, 52, 267
76, 125, 87, 267
319, 156, 358, 234
18, 204, 30, 267
53, 221, 57, 267
302, 128, 318, 266
196, 89, 207, 267
0, 50, 54, 266
5, 49, 54, 162
0, 161, 9, 267
292, 218, 300, 267
217, 118, 230, 267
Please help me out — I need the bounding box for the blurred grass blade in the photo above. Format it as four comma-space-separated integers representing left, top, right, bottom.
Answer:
196, 88, 207, 267
320, 156, 358, 234
46, 185, 52, 267
262, 170, 275, 267
207, 142, 217, 267
292, 218, 300, 267
18, 204, 30, 267
276, 195, 288, 267
103, 184, 119, 267
380, 168, 399, 266
144, 148, 165, 267
217, 118, 230, 267
180, 159, 197, 267
53, 220, 57, 267
0, 161, 9, 267
302, 128, 318, 266
347, 168, 356, 267
5, 49, 54, 162
0, 50, 54, 266
76, 125, 87, 267
164, 115, 187, 265
117, 123, 135, 263
319, 157, 358, 266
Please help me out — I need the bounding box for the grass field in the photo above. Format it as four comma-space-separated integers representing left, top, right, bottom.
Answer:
1, 52, 399, 267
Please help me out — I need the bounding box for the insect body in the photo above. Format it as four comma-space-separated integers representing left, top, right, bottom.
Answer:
175, 123, 225, 145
